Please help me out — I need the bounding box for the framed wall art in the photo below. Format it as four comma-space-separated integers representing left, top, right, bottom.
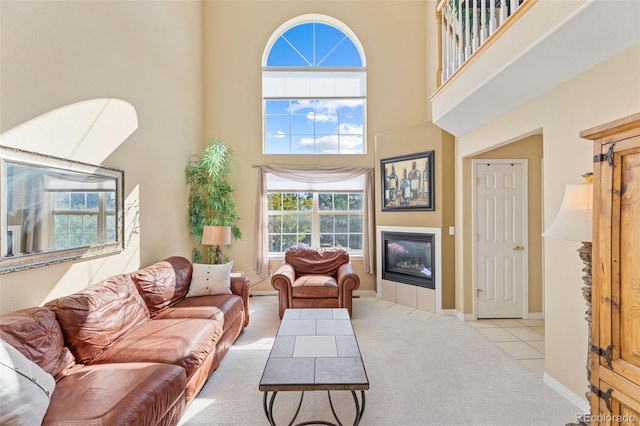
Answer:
381, 150, 434, 211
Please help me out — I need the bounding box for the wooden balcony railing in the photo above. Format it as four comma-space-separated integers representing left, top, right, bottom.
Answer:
436, 0, 535, 87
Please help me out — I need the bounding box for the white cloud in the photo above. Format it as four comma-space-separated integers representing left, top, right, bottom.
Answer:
274, 130, 286, 139
339, 123, 363, 134
297, 134, 363, 154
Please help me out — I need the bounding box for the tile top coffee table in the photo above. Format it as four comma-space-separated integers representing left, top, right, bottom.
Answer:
259, 308, 369, 426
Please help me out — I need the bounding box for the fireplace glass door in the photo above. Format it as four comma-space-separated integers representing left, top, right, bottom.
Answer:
382, 231, 434, 289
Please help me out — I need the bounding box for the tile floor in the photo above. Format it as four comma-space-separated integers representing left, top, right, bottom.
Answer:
466, 318, 546, 375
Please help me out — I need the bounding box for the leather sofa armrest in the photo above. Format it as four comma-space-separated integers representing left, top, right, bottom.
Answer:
230, 277, 250, 327
271, 263, 295, 290
337, 262, 360, 291
271, 263, 296, 318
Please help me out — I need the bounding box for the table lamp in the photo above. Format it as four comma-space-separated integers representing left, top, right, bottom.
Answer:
202, 225, 231, 264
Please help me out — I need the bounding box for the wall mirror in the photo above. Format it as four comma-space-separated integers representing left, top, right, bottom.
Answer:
0, 145, 124, 274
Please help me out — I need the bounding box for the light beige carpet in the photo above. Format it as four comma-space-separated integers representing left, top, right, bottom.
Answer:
179, 295, 580, 426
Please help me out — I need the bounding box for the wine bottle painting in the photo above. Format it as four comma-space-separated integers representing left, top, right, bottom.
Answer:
381, 151, 434, 211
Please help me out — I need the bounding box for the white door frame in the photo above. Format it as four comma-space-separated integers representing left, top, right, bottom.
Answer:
472, 159, 529, 319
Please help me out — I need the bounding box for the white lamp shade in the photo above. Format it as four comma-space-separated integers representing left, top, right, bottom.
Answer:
202, 226, 231, 246
543, 183, 593, 242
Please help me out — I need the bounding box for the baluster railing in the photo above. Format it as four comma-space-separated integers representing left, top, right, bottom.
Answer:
436, 0, 531, 87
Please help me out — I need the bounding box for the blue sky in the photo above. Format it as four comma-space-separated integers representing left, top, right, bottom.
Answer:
264, 22, 365, 154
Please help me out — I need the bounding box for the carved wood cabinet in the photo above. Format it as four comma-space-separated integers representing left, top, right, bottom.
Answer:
581, 113, 640, 424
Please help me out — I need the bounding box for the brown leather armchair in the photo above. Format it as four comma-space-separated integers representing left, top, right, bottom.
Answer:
270, 246, 360, 318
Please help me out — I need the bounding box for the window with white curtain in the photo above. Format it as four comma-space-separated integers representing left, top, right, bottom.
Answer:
262, 15, 367, 154
266, 173, 364, 255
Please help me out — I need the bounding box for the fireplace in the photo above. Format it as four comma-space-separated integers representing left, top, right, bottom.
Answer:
376, 226, 442, 313
381, 231, 435, 290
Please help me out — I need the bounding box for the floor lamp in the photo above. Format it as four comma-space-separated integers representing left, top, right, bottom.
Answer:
202, 225, 232, 264
542, 177, 593, 424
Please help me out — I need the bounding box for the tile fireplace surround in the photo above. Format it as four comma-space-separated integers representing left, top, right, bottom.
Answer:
376, 226, 442, 314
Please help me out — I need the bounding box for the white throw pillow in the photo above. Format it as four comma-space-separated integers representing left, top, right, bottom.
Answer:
0, 339, 56, 425
186, 261, 234, 298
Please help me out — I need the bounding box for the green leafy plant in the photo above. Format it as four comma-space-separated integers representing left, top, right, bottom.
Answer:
185, 139, 241, 263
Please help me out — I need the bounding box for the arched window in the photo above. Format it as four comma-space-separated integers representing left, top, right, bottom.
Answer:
262, 15, 366, 155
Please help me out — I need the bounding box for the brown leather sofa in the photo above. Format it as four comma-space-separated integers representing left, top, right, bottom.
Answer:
0, 256, 249, 425
270, 246, 360, 318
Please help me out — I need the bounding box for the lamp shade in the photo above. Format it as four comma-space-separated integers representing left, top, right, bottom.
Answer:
542, 183, 593, 242
202, 226, 231, 246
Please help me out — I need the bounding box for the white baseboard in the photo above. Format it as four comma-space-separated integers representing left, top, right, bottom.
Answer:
543, 372, 589, 414
525, 312, 544, 320
250, 290, 277, 296
448, 310, 474, 320
354, 290, 376, 298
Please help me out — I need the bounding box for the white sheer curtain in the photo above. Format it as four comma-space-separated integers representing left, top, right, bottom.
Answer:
253, 165, 375, 278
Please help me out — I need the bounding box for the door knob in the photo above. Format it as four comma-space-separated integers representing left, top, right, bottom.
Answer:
513, 245, 524, 252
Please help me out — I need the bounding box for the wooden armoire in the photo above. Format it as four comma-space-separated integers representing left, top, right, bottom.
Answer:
581, 113, 640, 424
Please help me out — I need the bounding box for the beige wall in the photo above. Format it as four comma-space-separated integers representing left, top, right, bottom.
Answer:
202, 1, 429, 293
454, 43, 640, 399
375, 123, 455, 309
0, 1, 203, 313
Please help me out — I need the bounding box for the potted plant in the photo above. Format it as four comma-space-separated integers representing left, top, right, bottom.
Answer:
185, 139, 241, 264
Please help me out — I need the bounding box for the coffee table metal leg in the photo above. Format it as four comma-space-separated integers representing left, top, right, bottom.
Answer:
334, 391, 366, 426
263, 390, 366, 426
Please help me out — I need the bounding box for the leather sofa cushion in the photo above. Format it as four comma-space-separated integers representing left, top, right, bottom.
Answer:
43, 362, 186, 426
292, 276, 339, 298
46, 274, 150, 364
90, 318, 222, 380
153, 294, 244, 328
131, 256, 192, 317
284, 246, 349, 275
0, 307, 75, 378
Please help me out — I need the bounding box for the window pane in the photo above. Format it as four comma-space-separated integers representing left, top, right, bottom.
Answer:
266, 100, 291, 114
265, 134, 291, 154
106, 215, 116, 242
54, 193, 69, 210
349, 215, 363, 232
268, 193, 282, 211
315, 118, 338, 135
320, 215, 334, 233
314, 135, 340, 154
299, 215, 311, 233
291, 114, 314, 135
320, 233, 334, 247
86, 193, 99, 211
318, 194, 333, 211
335, 215, 348, 232
349, 193, 363, 211
268, 215, 282, 233
282, 215, 299, 233
335, 234, 348, 248
106, 192, 116, 211
265, 114, 290, 135
334, 194, 348, 210
298, 193, 313, 211
269, 235, 282, 252
350, 234, 362, 250
70, 193, 86, 209
339, 134, 363, 154
291, 135, 316, 154
282, 193, 299, 211
282, 235, 300, 251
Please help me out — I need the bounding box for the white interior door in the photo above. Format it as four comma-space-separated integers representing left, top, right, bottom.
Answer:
474, 161, 527, 319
